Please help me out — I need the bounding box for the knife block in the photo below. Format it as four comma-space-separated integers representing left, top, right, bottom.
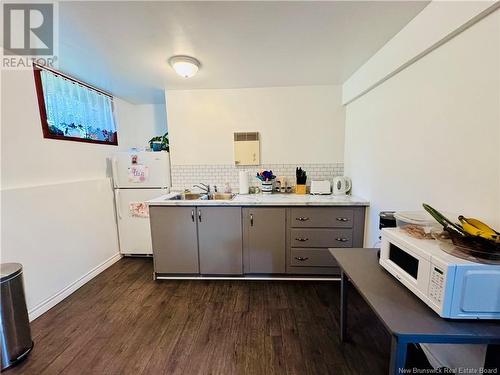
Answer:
295, 184, 306, 195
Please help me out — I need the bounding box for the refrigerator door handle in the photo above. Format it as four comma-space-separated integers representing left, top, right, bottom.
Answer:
115, 189, 122, 219
112, 157, 119, 188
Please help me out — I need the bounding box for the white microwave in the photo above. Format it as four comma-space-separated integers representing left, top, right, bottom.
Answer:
380, 228, 500, 319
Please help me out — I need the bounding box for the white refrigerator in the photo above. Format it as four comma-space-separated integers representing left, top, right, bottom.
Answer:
112, 151, 170, 255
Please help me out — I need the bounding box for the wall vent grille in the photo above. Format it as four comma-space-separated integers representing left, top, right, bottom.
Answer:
234, 132, 259, 142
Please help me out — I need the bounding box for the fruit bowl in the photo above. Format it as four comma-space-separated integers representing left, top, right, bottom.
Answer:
423, 203, 500, 252
447, 228, 500, 253
431, 228, 500, 264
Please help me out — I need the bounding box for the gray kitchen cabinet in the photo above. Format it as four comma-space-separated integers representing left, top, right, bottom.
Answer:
150, 203, 366, 278
197, 207, 243, 275
243, 208, 286, 274
150, 206, 199, 274
286, 206, 366, 276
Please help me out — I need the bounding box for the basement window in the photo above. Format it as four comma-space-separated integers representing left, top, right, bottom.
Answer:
33, 64, 118, 145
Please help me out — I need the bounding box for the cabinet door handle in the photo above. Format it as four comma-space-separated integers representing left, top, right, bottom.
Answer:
336, 217, 349, 222
250, 213, 254, 227
191, 209, 195, 222
294, 257, 309, 261
198, 210, 202, 222
296, 217, 310, 222
295, 238, 309, 242
335, 237, 349, 242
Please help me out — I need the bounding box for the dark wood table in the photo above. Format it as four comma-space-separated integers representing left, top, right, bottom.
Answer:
329, 248, 500, 375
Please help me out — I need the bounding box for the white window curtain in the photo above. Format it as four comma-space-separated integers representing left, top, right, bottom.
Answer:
40, 69, 116, 142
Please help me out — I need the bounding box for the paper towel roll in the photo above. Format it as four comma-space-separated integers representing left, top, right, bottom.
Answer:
239, 171, 249, 194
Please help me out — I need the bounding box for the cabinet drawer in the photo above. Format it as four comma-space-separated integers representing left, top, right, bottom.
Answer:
290, 248, 338, 267
290, 208, 353, 228
290, 228, 352, 248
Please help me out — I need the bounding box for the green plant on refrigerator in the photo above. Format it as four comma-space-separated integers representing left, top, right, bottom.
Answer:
149, 132, 169, 151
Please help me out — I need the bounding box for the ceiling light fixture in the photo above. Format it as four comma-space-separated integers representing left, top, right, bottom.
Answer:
169, 55, 200, 78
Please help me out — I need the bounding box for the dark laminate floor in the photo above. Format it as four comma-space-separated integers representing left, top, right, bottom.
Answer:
8, 258, 390, 375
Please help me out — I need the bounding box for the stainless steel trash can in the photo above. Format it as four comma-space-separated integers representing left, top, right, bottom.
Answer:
1, 263, 33, 370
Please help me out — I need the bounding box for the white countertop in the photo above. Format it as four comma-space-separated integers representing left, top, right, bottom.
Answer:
147, 193, 369, 206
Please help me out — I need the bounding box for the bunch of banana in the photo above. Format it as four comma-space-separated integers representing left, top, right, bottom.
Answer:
458, 216, 500, 243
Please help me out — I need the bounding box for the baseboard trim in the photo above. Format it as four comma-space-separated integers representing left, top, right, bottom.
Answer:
155, 274, 341, 281
28, 253, 122, 321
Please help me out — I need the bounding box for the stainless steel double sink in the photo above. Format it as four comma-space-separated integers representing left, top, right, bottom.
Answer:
169, 192, 235, 201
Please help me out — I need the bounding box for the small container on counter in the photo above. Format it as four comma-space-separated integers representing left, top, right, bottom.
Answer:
261, 181, 273, 194
249, 186, 260, 194
274, 179, 281, 192
276, 176, 287, 193
256, 170, 276, 195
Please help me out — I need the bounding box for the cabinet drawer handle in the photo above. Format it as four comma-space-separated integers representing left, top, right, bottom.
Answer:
295, 238, 309, 242
336, 217, 350, 222
296, 217, 310, 222
335, 237, 349, 242
294, 257, 309, 261
198, 210, 202, 222
250, 213, 254, 227
191, 209, 195, 222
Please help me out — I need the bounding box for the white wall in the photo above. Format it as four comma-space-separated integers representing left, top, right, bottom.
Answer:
115, 100, 168, 151
1, 180, 120, 320
342, 1, 499, 104
344, 9, 500, 247
0, 68, 161, 320
165, 85, 344, 165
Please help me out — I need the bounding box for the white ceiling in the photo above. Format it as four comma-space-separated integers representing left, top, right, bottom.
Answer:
58, 1, 429, 104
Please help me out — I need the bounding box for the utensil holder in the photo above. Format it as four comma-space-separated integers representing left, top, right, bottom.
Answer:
261, 181, 274, 194
296, 184, 307, 195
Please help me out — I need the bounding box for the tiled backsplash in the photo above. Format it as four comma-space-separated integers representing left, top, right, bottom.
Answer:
171, 163, 344, 192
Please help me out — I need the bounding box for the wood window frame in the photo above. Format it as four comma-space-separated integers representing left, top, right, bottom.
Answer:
33, 64, 118, 146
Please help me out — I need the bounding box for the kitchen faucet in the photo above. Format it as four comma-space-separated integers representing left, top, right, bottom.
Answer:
193, 183, 210, 194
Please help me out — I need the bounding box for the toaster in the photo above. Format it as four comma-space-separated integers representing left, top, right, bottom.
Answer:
310, 180, 331, 195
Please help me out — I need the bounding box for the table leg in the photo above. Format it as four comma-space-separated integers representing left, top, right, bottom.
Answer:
485, 344, 500, 370
389, 336, 407, 375
340, 270, 348, 342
